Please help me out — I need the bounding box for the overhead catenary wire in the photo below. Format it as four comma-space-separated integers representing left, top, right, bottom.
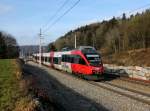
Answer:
118, 3, 150, 17
41, 1, 150, 44
43, 1, 150, 33
42, 0, 70, 29
128, 3, 150, 14
43, 0, 81, 33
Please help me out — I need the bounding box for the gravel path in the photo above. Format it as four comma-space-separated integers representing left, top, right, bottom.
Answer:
27, 62, 150, 111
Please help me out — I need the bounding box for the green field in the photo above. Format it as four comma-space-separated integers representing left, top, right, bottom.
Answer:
0, 59, 21, 111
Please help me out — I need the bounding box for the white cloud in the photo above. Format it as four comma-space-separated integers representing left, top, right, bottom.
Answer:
0, 3, 13, 15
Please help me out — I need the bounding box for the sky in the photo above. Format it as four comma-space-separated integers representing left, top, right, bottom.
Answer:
0, 0, 150, 46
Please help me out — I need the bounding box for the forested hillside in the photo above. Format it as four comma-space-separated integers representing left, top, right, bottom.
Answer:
49, 9, 150, 55
0, 31, 19, 58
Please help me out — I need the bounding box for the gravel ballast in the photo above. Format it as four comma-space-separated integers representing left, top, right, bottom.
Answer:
106, 79, 150, 95
27, 62, 150, 111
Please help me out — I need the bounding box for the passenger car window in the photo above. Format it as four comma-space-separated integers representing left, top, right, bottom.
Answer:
53, 57, 59, 64
72, 55, 86, 65
73, 55, 80, 64
79, 57, 86, 65
62, 55, 65, 62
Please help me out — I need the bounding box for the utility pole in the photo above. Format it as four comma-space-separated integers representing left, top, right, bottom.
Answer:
39, 28, 42, 66
75, 34, 77, 48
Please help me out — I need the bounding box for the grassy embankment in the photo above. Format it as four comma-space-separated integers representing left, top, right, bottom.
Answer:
0, 59, 37, 111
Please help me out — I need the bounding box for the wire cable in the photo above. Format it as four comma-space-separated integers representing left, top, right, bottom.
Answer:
118, 3, 150, 17
128, 3, 150, 14
42, 0, 70, 29
43, 0, 81, 33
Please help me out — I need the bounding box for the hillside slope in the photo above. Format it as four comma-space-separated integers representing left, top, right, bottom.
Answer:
102, 48, 150, 67
48, 9, 150, 67
50, 9, 150, 53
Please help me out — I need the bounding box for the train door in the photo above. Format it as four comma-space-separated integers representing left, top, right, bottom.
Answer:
61, 55, 72, 73
50, 51, 54, 67
71, 55, 92, 75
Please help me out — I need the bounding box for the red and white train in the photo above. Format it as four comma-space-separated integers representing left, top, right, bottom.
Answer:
33, 46, 104, 80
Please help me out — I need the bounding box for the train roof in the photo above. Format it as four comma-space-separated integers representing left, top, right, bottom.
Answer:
77, 46, 96, 50
77, 46, 97, 54
33, 46, 98, 56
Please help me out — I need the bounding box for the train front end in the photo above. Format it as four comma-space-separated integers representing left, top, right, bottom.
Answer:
84, 53, 104, 80
85, 54, 104, 74
80, 46, 104, 80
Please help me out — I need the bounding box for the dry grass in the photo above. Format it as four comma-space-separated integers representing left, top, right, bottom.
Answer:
0, 59, 39, 111
102, 48, 150, 66
13, 96, 38, 111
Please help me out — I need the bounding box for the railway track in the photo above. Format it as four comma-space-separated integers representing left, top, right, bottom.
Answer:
57, 70, 150, 105
58, 71, 150, 105
27, 62, 150, 106
50, 68, 150, 105
104, 73, 150, 87
103, 81, 150, 97
88, 81, 150, 105
119, 77, 150, 87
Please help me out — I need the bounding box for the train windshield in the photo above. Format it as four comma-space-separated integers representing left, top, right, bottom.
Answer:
85, 54, 101, 66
